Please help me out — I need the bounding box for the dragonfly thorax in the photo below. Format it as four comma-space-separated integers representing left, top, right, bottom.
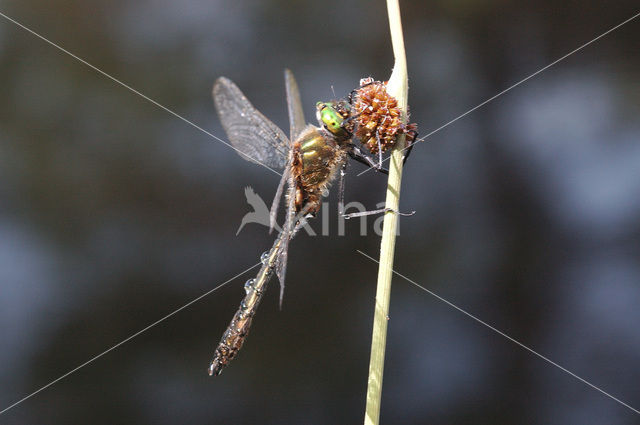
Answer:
291, 125, 347, 214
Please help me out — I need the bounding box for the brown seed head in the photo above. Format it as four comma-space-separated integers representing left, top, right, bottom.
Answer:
351, 78, 418, 155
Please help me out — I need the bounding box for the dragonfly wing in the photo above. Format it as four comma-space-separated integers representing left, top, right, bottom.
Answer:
269, 165, 290, 233
284, 69, 306, 141
275, 171, 299, 308
213, 77, 289, 169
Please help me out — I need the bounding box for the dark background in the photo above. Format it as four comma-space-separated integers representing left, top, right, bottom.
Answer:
1, 1, 639, 424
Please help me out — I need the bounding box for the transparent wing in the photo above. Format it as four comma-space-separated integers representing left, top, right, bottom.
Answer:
213, 77, 289, 169
284, 69, 306, 141
269, 166, 289, 233
275, 171, 299, 308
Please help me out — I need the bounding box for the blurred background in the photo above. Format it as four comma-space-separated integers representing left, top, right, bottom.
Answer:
1, 0, 639, 423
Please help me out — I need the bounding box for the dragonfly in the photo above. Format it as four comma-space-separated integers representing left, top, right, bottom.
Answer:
208, 69, 387, 376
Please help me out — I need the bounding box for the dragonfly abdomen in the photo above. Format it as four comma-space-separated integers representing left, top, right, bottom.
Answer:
208, 231, 286, 376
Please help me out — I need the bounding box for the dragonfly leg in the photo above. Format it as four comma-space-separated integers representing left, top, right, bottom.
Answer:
342, 207, 415, 219
342, 111, 360, 126
348, 147, 389, 174
401, 128, 418, 165
337, 163, 347, 215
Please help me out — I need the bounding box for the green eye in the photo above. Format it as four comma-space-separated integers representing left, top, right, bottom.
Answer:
320, 105, 344, 135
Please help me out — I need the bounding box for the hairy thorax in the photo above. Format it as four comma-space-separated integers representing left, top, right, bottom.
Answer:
291, 125, 347, 214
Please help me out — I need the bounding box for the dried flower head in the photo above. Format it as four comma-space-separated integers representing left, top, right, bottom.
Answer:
350, 77, 418, 156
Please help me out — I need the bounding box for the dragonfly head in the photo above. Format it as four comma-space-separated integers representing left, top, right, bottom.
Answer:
316, 102, 349, 139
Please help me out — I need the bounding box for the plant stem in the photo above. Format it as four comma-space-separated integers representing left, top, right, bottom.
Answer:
364, 0, 409, 424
